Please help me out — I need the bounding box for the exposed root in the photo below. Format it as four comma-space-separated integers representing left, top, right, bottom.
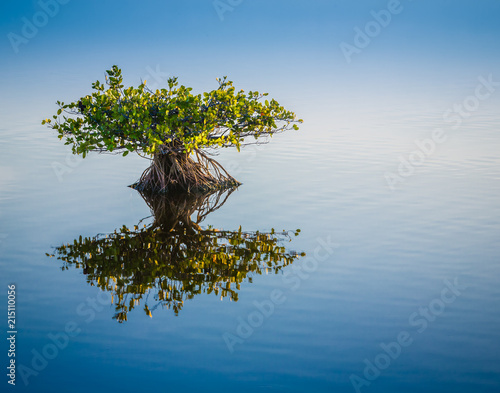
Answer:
131, 147, 240, 194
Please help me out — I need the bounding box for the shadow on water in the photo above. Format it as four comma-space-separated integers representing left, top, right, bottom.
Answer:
48, 188, 304, 322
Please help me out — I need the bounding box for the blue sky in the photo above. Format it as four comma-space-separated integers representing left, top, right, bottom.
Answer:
1, 0, 499, 128
2, 1, 499, 66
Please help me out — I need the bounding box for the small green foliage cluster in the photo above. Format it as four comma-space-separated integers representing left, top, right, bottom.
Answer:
43, 65, 302, 158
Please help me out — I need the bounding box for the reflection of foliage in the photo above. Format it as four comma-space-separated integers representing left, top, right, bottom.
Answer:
49, 189, 303, 322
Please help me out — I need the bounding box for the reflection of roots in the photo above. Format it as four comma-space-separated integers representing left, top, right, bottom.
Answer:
131, 147, 240, 194
138, 187, 236, 231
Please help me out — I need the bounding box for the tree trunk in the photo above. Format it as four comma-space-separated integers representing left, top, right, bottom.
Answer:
131, 148, 240, 194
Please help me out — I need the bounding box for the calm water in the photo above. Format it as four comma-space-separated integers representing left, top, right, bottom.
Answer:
1, 2, 500, 392
2, 76, 500, 392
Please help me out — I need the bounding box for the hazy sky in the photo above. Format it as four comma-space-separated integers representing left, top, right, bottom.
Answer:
2, 1, 499, 69
1, 1, 499, 127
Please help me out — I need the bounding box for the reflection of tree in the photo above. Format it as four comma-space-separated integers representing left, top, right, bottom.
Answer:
49, 188, 303, 322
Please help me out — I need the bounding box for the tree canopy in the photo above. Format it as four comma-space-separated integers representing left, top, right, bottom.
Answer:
43, 65, 302, 158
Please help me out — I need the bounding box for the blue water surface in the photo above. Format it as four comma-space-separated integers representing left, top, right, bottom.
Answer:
1, 1, 500, 392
